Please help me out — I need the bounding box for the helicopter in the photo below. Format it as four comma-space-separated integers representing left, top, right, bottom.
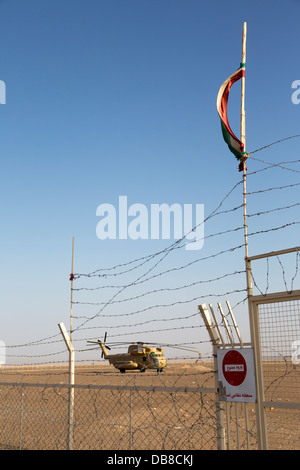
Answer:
86, 332, 202, 373
87, 333, 167, 373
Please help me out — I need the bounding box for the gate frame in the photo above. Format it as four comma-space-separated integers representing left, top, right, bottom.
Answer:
199, 302, 255, 450
246, 246, 300, 450
199, 246, 300, 450
249, 288, 300, 450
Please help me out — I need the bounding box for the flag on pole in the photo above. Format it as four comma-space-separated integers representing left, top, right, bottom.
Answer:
216, 63, 246, 161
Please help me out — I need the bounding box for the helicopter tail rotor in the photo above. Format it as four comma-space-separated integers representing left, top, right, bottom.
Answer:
101, 332, 111, 358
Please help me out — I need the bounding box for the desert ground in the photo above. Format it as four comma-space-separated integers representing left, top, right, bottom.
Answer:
0, 361, 298, 450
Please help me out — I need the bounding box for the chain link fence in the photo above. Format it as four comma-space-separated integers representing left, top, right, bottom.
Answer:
0, 382, 217, 450
254, 295, 300, 450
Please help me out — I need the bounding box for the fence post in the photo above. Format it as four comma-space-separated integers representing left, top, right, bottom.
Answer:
58, 322, 75, 450
129, 390, 133, 450
247, 299, 268, 450
213, 343, 226, 450
19, 385, 24, 450
198, 304, 225, 450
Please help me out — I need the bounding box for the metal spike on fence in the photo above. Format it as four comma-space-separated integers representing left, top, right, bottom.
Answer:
226, 300, 243, 348
217, 302, 234, 347
208, 303, 225, 347
198, 304, 220, 345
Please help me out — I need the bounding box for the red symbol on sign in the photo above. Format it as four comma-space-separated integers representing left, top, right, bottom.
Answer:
222, 350, 247, 386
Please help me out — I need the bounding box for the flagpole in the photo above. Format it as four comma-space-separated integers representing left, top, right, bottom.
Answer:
240, 22, 251, 288
241, 20, 253, 347
240, 23, 267, 449
70, 236, 74, 342
241, 22, 246, 153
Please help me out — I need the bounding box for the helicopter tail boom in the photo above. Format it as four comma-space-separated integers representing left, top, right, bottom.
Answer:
99, 341, 110, 359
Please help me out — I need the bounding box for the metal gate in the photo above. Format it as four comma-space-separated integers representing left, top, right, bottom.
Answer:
250, 291, 300, 450
199, 302, 258, 450
199, 286, 300, 449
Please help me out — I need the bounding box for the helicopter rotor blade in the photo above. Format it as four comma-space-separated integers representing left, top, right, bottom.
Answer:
102, 332, 108, 358
79, 347, 100, 352
103, 332, 111, 349
88, 338, 201, 358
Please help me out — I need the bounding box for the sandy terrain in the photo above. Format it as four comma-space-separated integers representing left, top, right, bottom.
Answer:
0, 361, 298, 450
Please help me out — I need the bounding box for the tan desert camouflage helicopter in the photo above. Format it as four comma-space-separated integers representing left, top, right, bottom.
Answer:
87, 333, 167, 373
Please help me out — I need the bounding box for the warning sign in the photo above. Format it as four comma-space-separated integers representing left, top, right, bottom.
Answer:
222, 349, 247, 386
217, 348, 256, 403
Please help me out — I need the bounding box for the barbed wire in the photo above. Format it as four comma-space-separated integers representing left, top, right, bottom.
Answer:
248, 155, 300, 174
74, 312, 200, 332
247, 181, 300, 196
73, 288, 246, 321
74, 181, 244, 280
4, 137, 300, 366
248, 202, 300, 218
74, 219, 245, 280
249, 134, 300, 155
72, 270, 244, 301
248, 221, 300, 238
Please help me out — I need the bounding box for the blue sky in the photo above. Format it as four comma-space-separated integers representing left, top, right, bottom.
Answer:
1, 0, 300, 363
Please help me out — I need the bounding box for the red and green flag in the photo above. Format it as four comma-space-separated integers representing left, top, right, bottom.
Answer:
216, 63, 246, 160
